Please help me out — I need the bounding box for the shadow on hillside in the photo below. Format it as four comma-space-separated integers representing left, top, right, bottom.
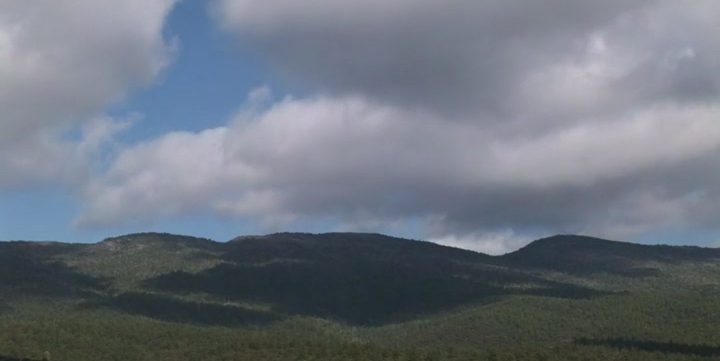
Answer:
143, 260, 611, 326
0, 241, 109, 299
0, 304, 12, 315
80, 292, 278, 327
576, 337, 720, 357
0, 259, 107, 299
0, 356, 42, 361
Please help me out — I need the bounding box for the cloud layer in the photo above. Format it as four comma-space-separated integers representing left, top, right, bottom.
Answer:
83, 0, 720, 251
81, 96, 720, 251
5, 0, 720, 252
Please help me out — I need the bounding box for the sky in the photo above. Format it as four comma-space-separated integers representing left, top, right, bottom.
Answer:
1, 0, 720, 254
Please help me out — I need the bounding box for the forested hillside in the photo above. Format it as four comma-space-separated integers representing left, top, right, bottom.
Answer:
1, 233, 719, 361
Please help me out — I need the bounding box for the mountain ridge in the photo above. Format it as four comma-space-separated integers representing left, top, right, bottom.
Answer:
19, 231, 717, 257
4, 231, 718, 258
1, 231, 719, 360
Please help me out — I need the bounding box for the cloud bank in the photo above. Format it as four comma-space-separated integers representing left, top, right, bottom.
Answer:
84, 0, 720, 252
5, 0, 720, 252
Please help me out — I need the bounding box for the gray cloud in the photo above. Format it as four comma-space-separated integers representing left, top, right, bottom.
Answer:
79, 0, 720, 252
215, 0, 711, 115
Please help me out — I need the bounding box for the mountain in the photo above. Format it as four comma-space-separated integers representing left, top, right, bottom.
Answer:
0, 232, 719, 361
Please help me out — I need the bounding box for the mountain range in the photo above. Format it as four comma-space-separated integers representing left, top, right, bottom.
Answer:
1, 232, 719, 361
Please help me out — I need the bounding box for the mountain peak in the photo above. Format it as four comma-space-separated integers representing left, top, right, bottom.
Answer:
519, 234, 627, 250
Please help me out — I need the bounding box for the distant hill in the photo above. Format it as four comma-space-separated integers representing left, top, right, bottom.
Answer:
502, 234, 720, 276
0, 232, 719, 361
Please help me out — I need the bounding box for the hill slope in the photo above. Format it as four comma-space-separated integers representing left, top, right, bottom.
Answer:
503, 234, 720, 276
0, 232, 719, 361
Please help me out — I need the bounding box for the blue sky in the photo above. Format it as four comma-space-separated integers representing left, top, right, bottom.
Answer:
1, 0, 719, 253
112, 0, 271, 138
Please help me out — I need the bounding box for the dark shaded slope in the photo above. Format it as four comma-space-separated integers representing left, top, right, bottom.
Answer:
82, 291, 279, 326
222, 232, 492, 276
145, 233, 604, 325
0, 242, 105, 298
502, 235, 720, 276
0, 356, 43, 361
576, 338, 720, 357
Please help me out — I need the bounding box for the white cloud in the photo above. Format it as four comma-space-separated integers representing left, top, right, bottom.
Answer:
77, 127, 240, 227
429, 230, 533, 256
79, 90, 720, 247
0, 0, 177, 188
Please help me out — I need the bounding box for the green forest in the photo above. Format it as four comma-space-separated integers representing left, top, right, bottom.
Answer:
0, 233, 719, 360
